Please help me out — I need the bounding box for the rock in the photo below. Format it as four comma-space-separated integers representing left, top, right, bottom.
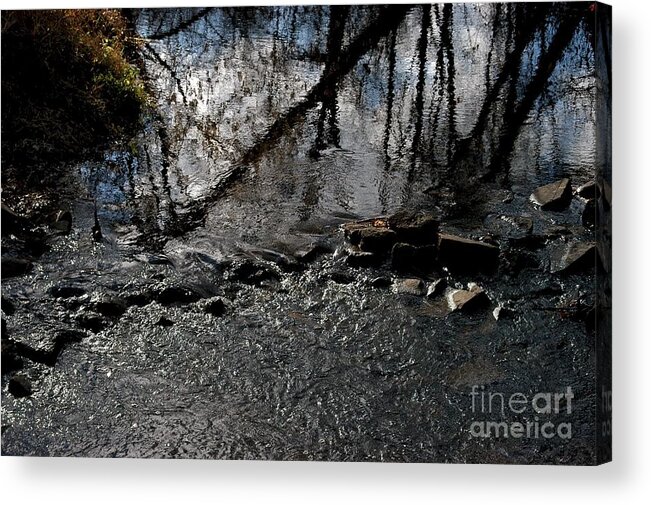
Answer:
448, 286, 490, 313
1, 202, 29, 236
329, 272, 354, 284
426, 278, 447, 298
8, 374, 32, 398
343, 219, 389, 246
551, 242, 598, 274
296, 243, 332, 263
493, 304, 516, 321
201, 297, 226, 317
391, 243, 437, 274
2, 296, 16, 316
345, 251, 381, 268
76, 312, 106, 333
582, 199, 596, 229
228, 260, 280, 285
370, 276, 392, 289
438, 234, 499, 274
123, 291, 154, 307
484, 214, 533, 240
1, 339, 24, 373
155, 316, 175, 327
51, 210, 72, 235
576, 180, 600, 199
48, 284, 86, 298
530, 178, 572, 211
358, 227, 398, 253
1, 257, 33, 278
156, 286, 202, 305
387, 210, 439, 245
92, 295, 127, 318
393, 278, 425, 296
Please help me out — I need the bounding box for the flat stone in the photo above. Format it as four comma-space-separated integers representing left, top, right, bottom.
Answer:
438, 234, 499, 274
448, 287, 490, 313
387, 210, 439, 245
358, 227, 398, 253
393, 278, 425, 296
530, 178, 573, 211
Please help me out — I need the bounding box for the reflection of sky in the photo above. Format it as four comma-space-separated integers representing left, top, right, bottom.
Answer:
131, 5, 599, 218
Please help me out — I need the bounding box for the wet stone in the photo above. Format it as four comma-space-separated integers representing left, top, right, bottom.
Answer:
370, 276, 392, 289
358, 227, 398, 254
438, 233, 499, 274
550, 242, 598, 274
51, 209, 72, 235
393, 278, 425, 296
156, 286, 202, 305
448, 286, 490, 313
48, 284, 87, 299
391, 242, 437, 274
582, 199, 596, 229
426, 278, 447, 298
201, 297, 226, 317
76, 312, 106, 333
1, 202, 29, 236
484, 214, 534, 240
576, 180, 599, 199
91, 294, 127, 318
530, 178, 573, 211
155, 316, 175, 327
345, 251, 381, 268
2, 295, 16, 316
387, 210, 439, 245
8, 374, 32, 398
1, 339, 24, 373
1, 257, 33, 278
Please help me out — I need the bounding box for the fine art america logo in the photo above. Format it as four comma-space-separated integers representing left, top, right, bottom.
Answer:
469, 385, 574, 440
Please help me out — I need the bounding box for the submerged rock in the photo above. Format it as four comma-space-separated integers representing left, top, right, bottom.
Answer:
1, 257, 33, 278
155, 316, 175, 327
201, 297, 226, 317
484, 214, 534, 240
438, 234, 499, 274
91, 294, 127, 318
51, 209, 72, 235
76, 312, 106, 333
8, 374, 32, 398
393, 278, 425, 296
157, 286, 203, 305
1, 339, 24, 373
48, 283, 86, 299
370, 276, 392, 289
391, 242, 437, 274
530, 178, 572, 211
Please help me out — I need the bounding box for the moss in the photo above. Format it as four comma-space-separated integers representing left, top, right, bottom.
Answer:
1, 9, 148, 171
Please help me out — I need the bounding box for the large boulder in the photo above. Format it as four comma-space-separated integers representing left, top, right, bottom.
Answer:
438, 234, 499, 274
530, 178, 573, 211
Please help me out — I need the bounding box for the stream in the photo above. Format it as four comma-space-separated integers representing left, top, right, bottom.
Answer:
1, 5, 609, 463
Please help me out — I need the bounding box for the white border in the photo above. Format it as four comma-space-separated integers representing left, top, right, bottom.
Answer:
2, 0, 651, 503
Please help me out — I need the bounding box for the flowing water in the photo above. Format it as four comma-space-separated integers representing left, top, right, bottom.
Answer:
2, 4, 609, 463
